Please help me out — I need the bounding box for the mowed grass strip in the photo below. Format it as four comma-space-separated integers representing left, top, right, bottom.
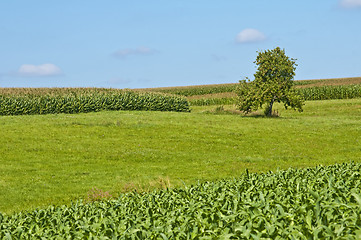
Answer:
0, 98, 360, 214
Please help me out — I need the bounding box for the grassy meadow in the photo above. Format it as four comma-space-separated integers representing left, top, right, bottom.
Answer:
1, 97, 360, 214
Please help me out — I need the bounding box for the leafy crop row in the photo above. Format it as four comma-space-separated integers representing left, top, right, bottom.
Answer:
189, 85, 361, 106
0, 91, 190, 115
188, 97, 237, 106
0, 87, 118, 97
297, 84, 361, 101
1, 162, 361, 239
138, 78, 361, 97
138, 80, 323, 97
293, 77, 361, 87
145, 84, 238, 97
0, 83, 359, 112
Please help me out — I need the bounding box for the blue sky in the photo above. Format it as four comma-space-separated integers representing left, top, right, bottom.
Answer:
0, 0, 360, 88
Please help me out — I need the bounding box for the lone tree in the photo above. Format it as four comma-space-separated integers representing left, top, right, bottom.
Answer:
237, 47, 304, 116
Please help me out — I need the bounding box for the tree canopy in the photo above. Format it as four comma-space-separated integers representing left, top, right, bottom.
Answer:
237, 47, 304, 116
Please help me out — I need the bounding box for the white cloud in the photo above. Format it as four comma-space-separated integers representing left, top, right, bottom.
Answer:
340, 0, 361, 8
113, 47, 158, 58
236, 28, 266, 44
18, 63, 62, 77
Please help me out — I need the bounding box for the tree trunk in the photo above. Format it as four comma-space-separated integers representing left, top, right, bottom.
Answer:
267, 99, 274, 117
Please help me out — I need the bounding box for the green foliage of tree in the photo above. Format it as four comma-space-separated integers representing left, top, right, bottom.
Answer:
237, 47, 304, 116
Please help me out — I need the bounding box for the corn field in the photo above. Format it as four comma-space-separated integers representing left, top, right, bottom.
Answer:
1, 83, 360, 112
189, 84, 361, 106
136, 77, 361, 97
0, 89, 190, 115
1, 162, 361, 239
297, 85, 361, 101
188, 97, 237, 106
141, 84, 238, 97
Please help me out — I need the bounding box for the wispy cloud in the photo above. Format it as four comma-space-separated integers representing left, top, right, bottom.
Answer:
100, 77, 154, 88
211, 54, 227, 62
108, 77, 132, 85
112, 47, 158, 59
235, 28, 266, 44
18, 63, 62, 77
339, 0, 361, 8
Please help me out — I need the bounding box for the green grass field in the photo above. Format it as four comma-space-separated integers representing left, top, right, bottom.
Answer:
1, 98, 360, 214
